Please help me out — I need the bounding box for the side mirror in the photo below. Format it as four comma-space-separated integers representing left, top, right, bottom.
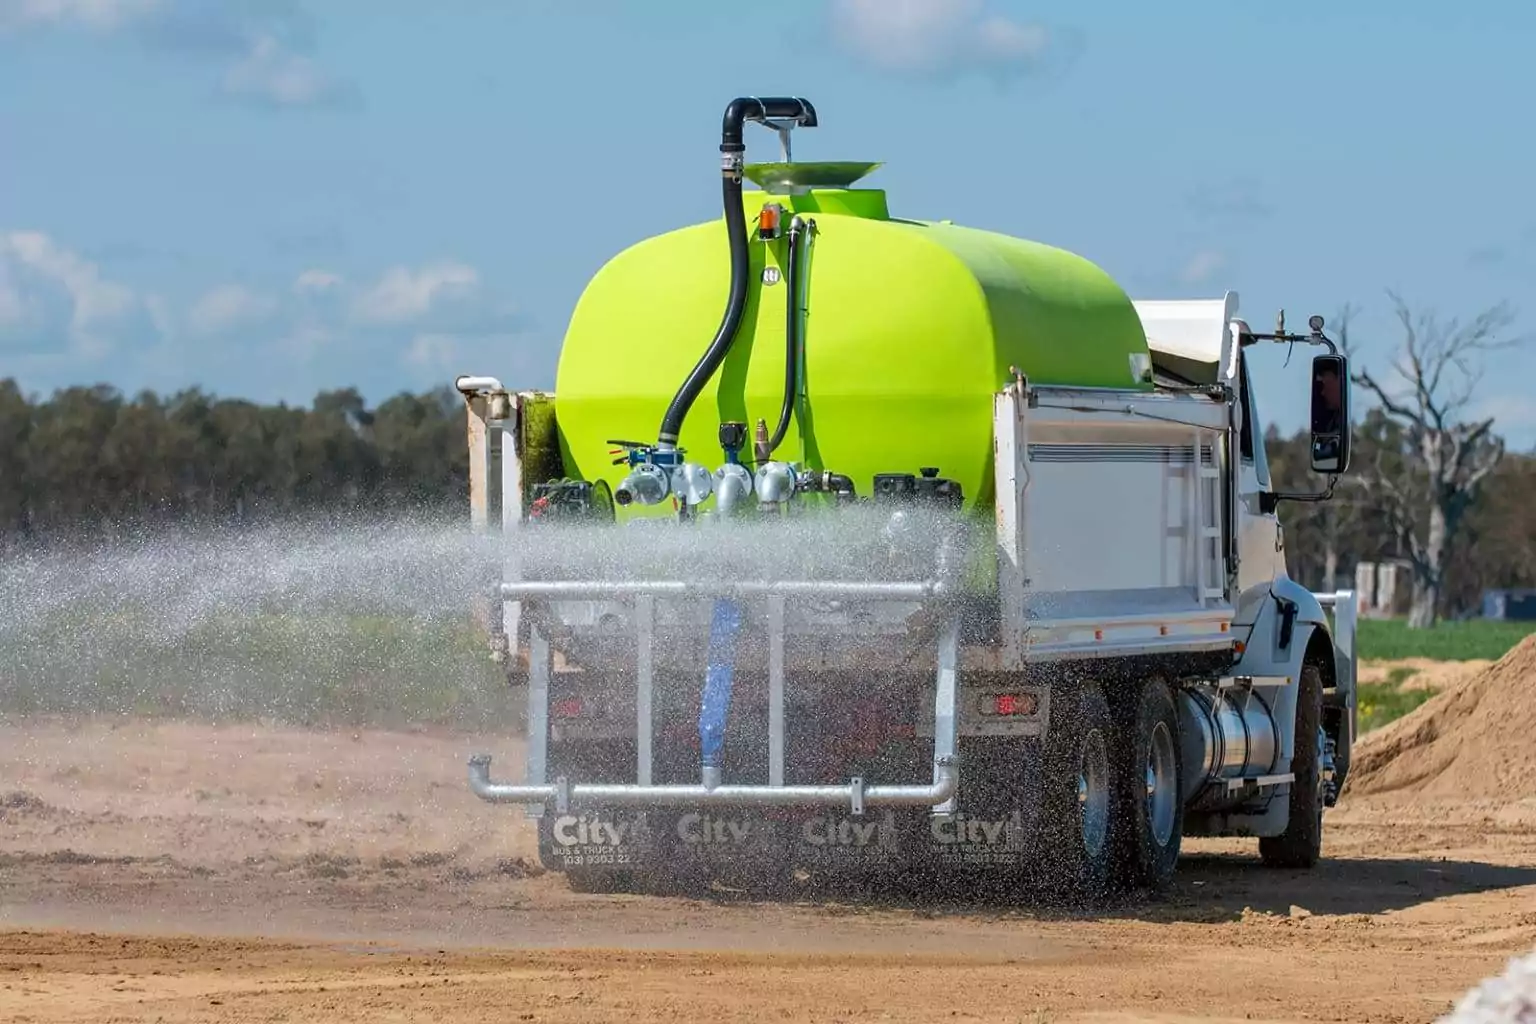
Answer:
1309, 353, 1351, 475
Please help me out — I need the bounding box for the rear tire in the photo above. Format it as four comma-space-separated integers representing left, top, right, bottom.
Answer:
1036, 679, 1117, 904
1115, 678, 1184, 893
1259, 663, 1325, 869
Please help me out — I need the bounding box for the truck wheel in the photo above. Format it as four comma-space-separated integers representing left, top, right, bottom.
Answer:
1259, 663, 1325, 869
1115, 678, 1183, 893
1037, 679, 1117, 903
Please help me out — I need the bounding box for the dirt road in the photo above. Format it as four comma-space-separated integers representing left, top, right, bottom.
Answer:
3, 718, 1535, 1023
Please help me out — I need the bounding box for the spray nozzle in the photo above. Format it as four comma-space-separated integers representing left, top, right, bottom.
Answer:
614, 463, 671, 507
754, 461, 798, 504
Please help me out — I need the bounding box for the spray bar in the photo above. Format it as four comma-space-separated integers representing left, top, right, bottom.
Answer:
468, 587, 963, 817
498, 579, 947, 600
468, 757, 960, 814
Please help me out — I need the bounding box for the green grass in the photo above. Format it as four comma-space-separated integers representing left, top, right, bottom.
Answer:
1351, 619, 1536, 734
4, 602, 1528, 736
0, 609, 522, 732
1356, 666, 1438, 734
1355, 617, 1534, 662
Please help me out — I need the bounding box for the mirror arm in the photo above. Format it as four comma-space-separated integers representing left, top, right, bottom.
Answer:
1260, 476, 1340, 514
1243, 332, 1339, 355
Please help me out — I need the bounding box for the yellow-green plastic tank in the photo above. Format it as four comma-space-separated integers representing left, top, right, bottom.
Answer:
551, 176, 1152, 514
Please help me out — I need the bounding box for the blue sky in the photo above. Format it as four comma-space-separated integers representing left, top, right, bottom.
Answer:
1, 0, 1533, 449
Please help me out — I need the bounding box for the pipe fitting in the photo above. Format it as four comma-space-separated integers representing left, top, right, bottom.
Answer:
754, 461, 798, 504
720, 96, 818, 152
672, 462, 715, 506
454, 375, 504, 395
614, 463, 671, 506
713, 463, 753, 515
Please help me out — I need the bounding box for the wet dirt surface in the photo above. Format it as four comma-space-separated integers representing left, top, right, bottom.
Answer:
3, 718, 1535, 1022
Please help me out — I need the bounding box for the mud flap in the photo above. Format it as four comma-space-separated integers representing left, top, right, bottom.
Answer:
921, 736, 1045, 872
666, 809, 787, 867
537, 810, 661, 872
533, 742, 1044, 879
790, 809, 910, 873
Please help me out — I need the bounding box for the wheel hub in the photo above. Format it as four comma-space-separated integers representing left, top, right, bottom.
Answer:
1078, 729, 1110, 857
1146, 719, 1178, 848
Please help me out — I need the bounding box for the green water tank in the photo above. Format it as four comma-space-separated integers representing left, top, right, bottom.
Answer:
551, 165, 1151, 514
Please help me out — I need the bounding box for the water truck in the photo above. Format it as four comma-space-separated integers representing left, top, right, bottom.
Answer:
454, 96, 1360, 901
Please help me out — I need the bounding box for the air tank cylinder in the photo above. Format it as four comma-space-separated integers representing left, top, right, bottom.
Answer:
1176, 684, 1280, 803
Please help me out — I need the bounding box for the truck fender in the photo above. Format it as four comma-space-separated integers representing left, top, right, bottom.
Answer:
1230, 576, 1337, 788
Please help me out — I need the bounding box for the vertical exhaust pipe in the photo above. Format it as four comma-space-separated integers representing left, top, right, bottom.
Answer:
656, 96, 818, 451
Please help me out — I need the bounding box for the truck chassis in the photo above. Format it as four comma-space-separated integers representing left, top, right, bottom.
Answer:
454, 299, 1360, 901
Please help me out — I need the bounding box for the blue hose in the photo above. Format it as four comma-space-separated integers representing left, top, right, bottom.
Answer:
698, 598, 745, 770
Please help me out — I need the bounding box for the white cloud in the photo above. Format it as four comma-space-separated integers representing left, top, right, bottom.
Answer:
0, 232, 538, 402
221, 33, 344, 108
352, 263, 480, 325
0, 0, 162, 30
0, 1, 353, 110
974, 14, 1050, 63
274, 323, 333, 363
404, 333, 463, 370
0, 231, 147, 361
0, 260, 27, 330
829, 0, 1056, 78
294, 268, 342, 295
1179, 250, 1227, 286
185, 284, 275, 337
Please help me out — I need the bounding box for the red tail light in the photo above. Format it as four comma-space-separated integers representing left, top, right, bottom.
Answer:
978, 693, 1038, 717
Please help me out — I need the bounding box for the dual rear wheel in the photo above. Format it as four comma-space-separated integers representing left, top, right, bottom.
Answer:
1037, 676, 1184, 902
1040, 665, 1328, 901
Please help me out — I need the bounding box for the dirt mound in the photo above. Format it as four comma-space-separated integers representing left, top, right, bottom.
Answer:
1345, 634, 1536, 801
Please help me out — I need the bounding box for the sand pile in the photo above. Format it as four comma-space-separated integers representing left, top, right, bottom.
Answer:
1345, 634, 1536, 801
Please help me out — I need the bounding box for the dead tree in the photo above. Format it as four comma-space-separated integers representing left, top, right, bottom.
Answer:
1341, 292, 1523, 627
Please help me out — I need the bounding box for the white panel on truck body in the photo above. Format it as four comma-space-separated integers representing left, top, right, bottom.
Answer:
996, 383, 1237, 664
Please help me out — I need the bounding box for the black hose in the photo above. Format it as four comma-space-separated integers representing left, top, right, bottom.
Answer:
656, 97, 817, 449
764, 217, 806, 458
721, 96, 818, 150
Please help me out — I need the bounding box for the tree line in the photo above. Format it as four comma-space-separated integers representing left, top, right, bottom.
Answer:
1, 293, 1531, 625
0, 381, 470, 542
1265, 411, 1532, 620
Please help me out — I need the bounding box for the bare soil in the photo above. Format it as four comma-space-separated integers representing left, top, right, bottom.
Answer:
3, 709, 1535, 1023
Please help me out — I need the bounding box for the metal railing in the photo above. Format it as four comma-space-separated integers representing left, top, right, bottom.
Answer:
467, 583, 963, 818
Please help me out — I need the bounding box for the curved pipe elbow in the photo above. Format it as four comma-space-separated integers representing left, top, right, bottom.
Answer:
721, 96, 818, 151
468, 754, 516, 803
658, 98, 819, 449
930, 757, 961, 804
454, 375, 504, 395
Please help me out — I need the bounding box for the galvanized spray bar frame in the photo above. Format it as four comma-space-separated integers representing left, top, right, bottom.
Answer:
455, 374, 962, 819
468, 580, 963, 818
